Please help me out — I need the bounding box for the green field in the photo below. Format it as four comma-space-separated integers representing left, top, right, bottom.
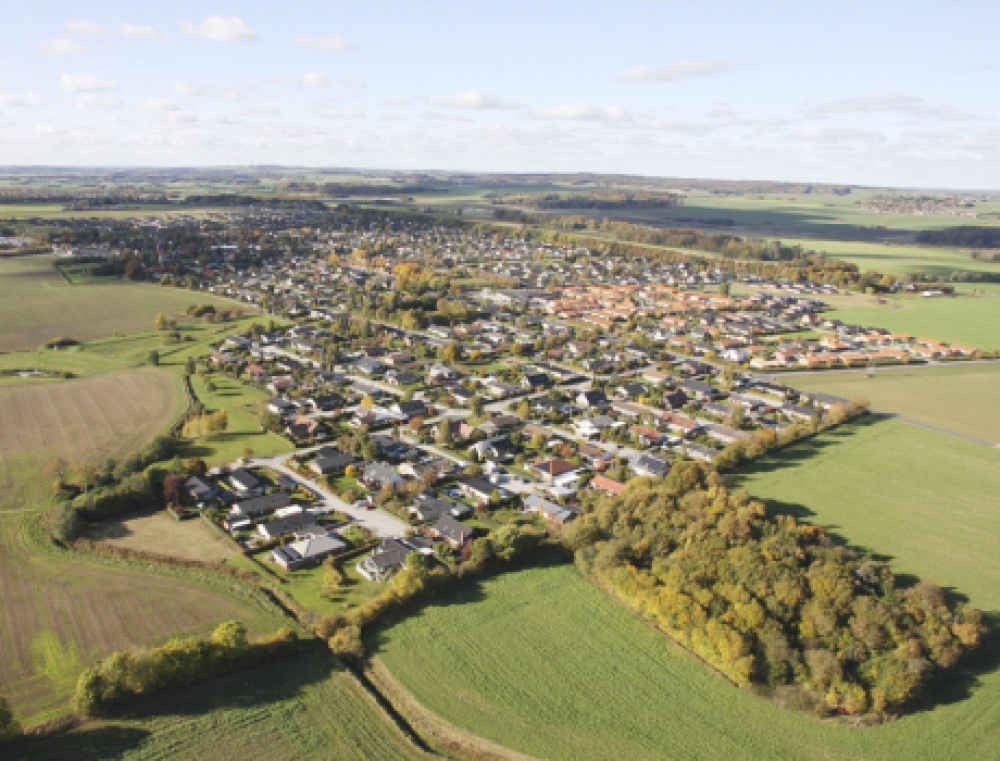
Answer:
0, 255, 250, 350
786, 362, 1000, 443
14, 650, 429, 761
828, 294, 1000, 348
375, 419, 1000, 761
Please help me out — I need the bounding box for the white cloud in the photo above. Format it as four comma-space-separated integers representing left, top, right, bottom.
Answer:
241, 101, 279, 116
808, 93, 971, 121
429, 90, 518, 110
64, 20, 107, 35
71, 95, 121, 111
0, 92, 41, 108
202, 111, 242, 125
797, 125, 885, 143
164, 111, 198, 124
123, 23, 170, 40
296, 34, 352, 52
172, 83, 200, 96
139, 99, 180, 112
275, 72, 329, 88
180, 16, 257, 43
618, 60, 737, 83
537, 103, 631, 122
41, 38, 87, 57
342, 77, 366, 90
59, 73, 118, 92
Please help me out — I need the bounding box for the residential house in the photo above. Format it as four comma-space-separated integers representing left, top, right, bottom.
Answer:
392, 399, 429, 419
630, 453, 671, 478
357, 536, 435, 582
530, 458, 580, 484
589, 474, 627, 496
362, 462, 404, 490
576, 389, 608, 409
310, 449, 356, 476
226, 493, 292, 525
409, 497, 471, 522
432, 514, 475, 548
272, 533, 347, 571
524, 493, 579, 525
228, 468, 262, 496
455, 474, 505, 504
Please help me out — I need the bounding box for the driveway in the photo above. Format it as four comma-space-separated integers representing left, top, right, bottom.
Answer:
249, 452, 409, 538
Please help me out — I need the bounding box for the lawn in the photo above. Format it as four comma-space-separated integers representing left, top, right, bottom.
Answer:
374, 419, 1000, 761
187, 373, 293, 467
0, 255, 251, 350
786, 362, 1000, 443
12, 650, 429, 761
0, 369, 183, 513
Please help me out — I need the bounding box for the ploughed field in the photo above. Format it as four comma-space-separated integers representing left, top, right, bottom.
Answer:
0, 369, 182, 512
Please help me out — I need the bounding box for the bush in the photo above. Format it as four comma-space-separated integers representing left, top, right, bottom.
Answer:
0, 695, 20, 742
48, 502, 83, 545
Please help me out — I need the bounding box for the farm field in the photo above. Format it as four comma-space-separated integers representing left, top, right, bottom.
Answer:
14, 650, 429, 761
0, 370, 182, 513
785, 362, 1000, 443
0, 255, 247, 350
375, 420, 1000, 761
83, 509, 238, 563
0, 513, 284, 723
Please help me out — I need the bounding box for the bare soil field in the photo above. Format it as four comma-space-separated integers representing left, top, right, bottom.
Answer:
0, 369, 182, 512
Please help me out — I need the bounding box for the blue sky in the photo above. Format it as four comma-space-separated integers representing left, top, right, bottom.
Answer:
0, 0, 998, 188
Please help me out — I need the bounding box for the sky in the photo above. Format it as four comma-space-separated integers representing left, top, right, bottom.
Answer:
0, 0, 998, 188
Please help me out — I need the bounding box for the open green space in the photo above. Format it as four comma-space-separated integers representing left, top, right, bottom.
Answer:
0, 255, 250, 350
13, 650, 429, 761
375, 419, 1000, 761
786, 362, 1000, 443
829, 292, 1000, 348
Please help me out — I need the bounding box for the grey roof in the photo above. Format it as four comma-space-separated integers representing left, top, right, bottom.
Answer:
434, 514, 474, 544
259, 513, 321, 538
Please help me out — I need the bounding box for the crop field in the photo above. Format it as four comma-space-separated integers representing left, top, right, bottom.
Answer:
0, 255, 246, 350
375, 420, 1000, 761
83, 509, 238, 563
785, 362, 1000, 443
0, 370, 182, 513
0, 514, 284, 723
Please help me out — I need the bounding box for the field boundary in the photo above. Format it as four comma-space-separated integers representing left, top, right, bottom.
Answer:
366, 657, 540, 761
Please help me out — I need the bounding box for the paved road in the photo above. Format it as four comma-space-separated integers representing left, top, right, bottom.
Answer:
251, 450, 410, 538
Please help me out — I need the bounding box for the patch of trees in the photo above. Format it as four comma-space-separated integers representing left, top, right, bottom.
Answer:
916, 226, 1000, 249
319, 183, 448, 196
560, 462, 985, 717
74, 621, 299, 715
181, 194, 328, 211
500, 191, 684, 210
0, 696, 19, 742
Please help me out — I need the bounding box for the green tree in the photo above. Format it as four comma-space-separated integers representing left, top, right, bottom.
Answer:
148, 349, 160, 366
0, 695, 21, 742
211, 620, 248, 653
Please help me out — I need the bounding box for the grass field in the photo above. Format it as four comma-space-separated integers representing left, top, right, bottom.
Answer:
828, 294, 1000, 348
83, 509, 238, 562
374, 419, 1000, 761
13, 650, 429, 761
0, 255, 248, 350
0, 370, 182, 513
785, 362, 1000, 443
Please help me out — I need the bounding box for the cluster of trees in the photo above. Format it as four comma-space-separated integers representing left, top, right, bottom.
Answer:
181, 409, 229, 438
498, 191, 683, 210
560, 462, 985, 716
74, 621, 299, 716
917, 226, 1000, 248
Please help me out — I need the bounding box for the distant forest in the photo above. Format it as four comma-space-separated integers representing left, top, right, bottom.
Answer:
916, 226, 1000, 248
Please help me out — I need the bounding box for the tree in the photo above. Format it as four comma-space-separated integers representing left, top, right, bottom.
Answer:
75, 460, 98, 494
211, 620, 248, 653
437, 420, 453, 446
322, 565, 344, 598
329, 625, 364, 659
470, 396, 485, 417
154, 312, 167, 331
163, 474, 187, 506
344, 463, 358, 479
48, 502, 83, 544
148, 350, 160, 366
0, 695, 18, 742
186, 458, 208, 477
185, 356, 197, 375
442, 343, 460, 363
